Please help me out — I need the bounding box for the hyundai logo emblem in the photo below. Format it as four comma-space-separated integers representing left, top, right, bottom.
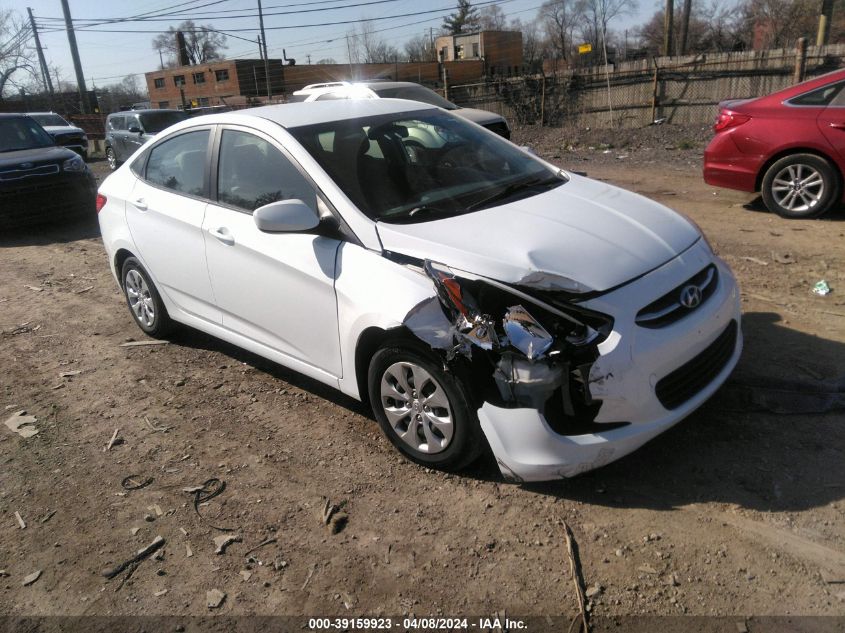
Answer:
679, 285, 702, 309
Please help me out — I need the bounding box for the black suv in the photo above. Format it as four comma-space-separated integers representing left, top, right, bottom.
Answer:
105, 109, 188, 170
0, 114, 97, 230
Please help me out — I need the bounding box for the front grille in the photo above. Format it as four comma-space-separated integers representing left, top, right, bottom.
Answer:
0, 164, 59, 181
655, 320, 737, 410
56, 134, 84, 146
483, 121, 510, 139
636, 264, 718, 328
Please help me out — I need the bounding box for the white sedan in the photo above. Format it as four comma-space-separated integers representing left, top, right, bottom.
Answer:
96, 99, 742, 482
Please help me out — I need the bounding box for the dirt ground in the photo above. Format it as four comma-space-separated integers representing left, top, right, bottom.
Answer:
1, 124, 844, 626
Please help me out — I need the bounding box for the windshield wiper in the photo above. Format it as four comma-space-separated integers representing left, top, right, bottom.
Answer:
465, 176, 564, 211
383, 205, 452, 224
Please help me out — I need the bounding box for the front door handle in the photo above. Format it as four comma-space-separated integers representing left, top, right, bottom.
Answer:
829, 122, 845, 130
209, 226, 235, 246
132, 197, 147, 210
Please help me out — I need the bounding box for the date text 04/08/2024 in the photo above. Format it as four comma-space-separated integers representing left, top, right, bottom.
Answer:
307, 618, 527, 630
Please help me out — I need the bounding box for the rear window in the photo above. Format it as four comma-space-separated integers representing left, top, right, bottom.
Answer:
139, 111, 189, 134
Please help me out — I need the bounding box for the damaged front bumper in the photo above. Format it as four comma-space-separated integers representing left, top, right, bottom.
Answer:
479, 246, 743, 482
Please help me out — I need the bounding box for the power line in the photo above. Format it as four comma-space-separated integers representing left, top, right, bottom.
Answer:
37, 0, 421, 25
37, 0, 513, 34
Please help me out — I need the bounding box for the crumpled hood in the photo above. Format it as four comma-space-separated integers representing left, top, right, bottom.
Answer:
376, 174, 701, 292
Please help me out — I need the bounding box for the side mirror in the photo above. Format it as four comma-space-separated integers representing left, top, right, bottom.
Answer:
253, 199, 320, 233
128, 125, 142, 134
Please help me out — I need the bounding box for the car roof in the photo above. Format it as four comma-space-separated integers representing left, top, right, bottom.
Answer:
26, 111, 60, 116
0, 113, 31, 119
182, 99, 434, 129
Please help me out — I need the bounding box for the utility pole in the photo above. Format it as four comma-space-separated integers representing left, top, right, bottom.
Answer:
60, 0, 88, 113
817, 0, 835, 46
663, 0, 674, 57
679, 0, 692, 55
257, 0, 272, 99
27, 7, 55, 99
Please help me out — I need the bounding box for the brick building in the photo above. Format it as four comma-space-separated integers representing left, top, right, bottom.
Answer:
144, 59, 286, 109
434, 30, 523, 74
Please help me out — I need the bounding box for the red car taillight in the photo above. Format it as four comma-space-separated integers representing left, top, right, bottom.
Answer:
96, 193, 107, 213
714, 111, 751, 132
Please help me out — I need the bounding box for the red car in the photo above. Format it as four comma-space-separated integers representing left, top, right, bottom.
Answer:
704, 69, 845, 218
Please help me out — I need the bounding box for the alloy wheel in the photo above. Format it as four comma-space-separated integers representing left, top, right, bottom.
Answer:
771, 163, 824, 212
379, 361, 454, 454
125, 269, 155, 328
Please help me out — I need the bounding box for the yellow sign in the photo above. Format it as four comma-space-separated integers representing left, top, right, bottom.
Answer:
578, 43, 592, 54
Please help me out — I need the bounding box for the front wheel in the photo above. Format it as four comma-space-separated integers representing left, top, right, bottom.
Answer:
368, 342, 483, 471
761, 153, 840, 219
121, 257, 172, 338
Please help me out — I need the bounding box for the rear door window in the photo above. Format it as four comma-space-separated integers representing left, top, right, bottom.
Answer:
789, 82, 845, 106
145, 130, 210, 197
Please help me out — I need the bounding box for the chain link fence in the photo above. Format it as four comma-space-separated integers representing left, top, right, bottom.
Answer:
447, 43, 845, 129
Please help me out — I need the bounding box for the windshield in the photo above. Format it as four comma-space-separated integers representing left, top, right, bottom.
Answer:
371, 85, 457, 110
0, 117, 55, 152
29, 113, 70, 127
139, 111, 189, 134
289, 110, 565, 224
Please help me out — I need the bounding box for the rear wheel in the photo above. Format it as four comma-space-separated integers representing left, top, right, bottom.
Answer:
368, 341, 483, 471
761, 153, 840, 219
121, 257, 172, 338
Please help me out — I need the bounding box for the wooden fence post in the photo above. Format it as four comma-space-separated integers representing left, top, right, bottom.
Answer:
794, 37, 808, 84
442, 67, 449, 101
540, 75, 546, 126
650, 59, 660, 123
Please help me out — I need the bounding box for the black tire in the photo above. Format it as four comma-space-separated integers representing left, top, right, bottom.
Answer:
106, 146, 120, 171
368, 341, 484, 471
120, 257, 173, 338
761, 153, 840, 219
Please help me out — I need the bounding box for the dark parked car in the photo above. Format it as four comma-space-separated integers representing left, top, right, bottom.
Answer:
0, 113, 97, 229
704, 69, 845, 218
104, 109, 189, 170
26, 112, 88, 160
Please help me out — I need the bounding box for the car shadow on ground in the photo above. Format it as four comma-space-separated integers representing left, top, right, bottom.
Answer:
167, 326, 372, 417
169, 309, 845, 515
0, 214, 101, 247
743, 195, 845, 219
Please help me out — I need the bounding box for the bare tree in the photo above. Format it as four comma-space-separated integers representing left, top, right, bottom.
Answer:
96, 75, 150, 113
479, 5, 508, 30
151, 20, 228, 66
443, 0, 481, 34
0, 9, 37, 99
581, 0, 635, 52
734, 0, 817, 49
405, 34, 437, 62
510, 17, 545, 69
348, 22, 401, 63
540, 0, 586, 60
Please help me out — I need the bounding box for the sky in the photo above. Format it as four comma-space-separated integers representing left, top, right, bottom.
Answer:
10, 0, 664, 89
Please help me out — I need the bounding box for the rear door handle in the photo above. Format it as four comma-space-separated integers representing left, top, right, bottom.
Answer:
829, 122, 845, 130
132, 197, 147, 211
209, 226, 235, 246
